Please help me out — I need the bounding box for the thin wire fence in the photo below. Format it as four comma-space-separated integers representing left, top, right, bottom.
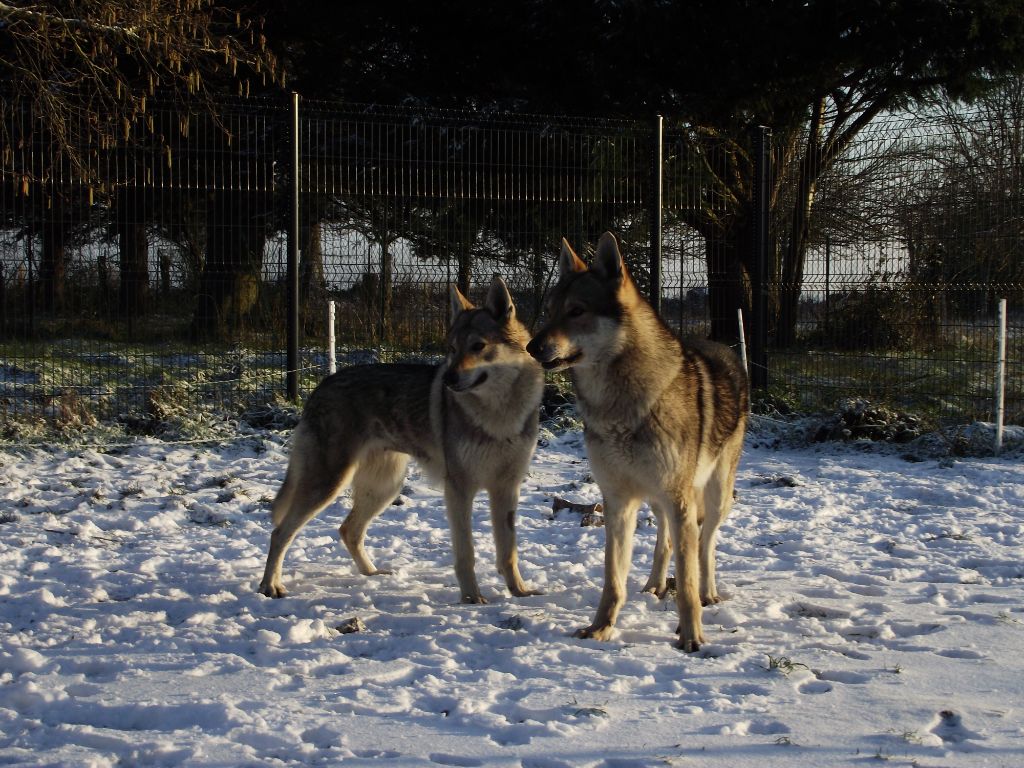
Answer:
0, 96, 1020, 434
771, 108, 1023, 425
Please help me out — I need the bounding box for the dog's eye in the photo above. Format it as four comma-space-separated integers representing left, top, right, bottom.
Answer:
568, 306, 585, 318
470, 341, 486, 352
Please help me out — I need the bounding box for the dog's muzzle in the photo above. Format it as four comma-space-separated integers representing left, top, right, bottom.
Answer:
527, 337, 580, 371
444, 369, 488, 392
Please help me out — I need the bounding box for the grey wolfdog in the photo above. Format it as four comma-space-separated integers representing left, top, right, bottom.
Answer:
527, 232, 748, 652
259, 275, 545, 604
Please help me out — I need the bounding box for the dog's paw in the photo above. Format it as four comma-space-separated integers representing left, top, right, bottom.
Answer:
367, 568, 394, 576
258, 582, 287, 599
510, 586, 544, 598
461, 594, 488, 605
701, 594, 722, 607
675, 625, 706, 652
676, 637, 702, 653
642, 582, 670, 599
574, 624, 615, 642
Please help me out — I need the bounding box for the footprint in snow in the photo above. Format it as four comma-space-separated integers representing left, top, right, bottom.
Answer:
430, 754, 483, 767
600, 759, 677, 768
814, 669, 871, 685
796, 679, 833, 695
889, 621, 946, 638
928, 709, 983, 745
936, 648, 987, 660
720, 720, 791, 736
720, 682, 772, 697
784, 601, 851, 621
300, 725, 345, 750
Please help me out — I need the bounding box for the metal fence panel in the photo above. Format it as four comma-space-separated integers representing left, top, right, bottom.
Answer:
772, 111, 1023, 425
1, 97, 1020, 433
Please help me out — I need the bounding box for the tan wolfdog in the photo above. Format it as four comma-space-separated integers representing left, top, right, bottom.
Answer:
259, 275, 544, 604
527, 232, 748, 651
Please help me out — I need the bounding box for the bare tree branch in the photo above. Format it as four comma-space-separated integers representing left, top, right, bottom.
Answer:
0, 0, 283, 181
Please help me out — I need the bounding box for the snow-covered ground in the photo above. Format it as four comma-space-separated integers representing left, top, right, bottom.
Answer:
1, 424, 1023, 767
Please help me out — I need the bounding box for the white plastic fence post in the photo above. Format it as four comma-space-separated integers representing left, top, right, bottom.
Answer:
328, 300, 337, 376
737, 307, 749, 380
995, 298, 1007, 455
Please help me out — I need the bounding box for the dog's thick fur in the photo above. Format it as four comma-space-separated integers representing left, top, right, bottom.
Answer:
259, 276, 544, 604
527, 232, 748, 652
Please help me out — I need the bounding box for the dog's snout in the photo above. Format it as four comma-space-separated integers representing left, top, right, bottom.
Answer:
526, 335, 546, 360
443, 366, 488, 392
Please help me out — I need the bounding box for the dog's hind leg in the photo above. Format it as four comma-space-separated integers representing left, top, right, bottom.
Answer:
487, 482, 542, 598
641, 503, 672, 598
259, 427, 355, 598
340, 450, 408, 576
669, 486, 704, 652
700, 442, 742, 606
699, 475, 725, 607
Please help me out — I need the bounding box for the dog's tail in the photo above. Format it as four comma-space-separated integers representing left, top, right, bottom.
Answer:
270, 470, 296, 528
270, 421, 312, 527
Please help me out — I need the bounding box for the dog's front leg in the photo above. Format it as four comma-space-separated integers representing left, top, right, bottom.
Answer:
669, 488, 704, 652
575, 495, 639, 642
444, 483, 485, 603
487, 484, 542, 598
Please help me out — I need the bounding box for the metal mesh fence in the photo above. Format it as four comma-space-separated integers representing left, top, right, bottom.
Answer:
770, 110, 1023, 426
1, 98, 296, 425
293, 102, 651, 351
0, 98, 654, 427
1, 96, 1020, 433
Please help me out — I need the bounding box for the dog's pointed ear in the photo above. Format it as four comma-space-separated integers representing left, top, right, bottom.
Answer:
450, 284, 474, 319
592, 231, 624, 282
559, 238, 587, 277
484, 273, 515, 323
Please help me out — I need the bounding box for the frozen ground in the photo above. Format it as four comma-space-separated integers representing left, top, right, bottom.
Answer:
1, 424, 1023, 767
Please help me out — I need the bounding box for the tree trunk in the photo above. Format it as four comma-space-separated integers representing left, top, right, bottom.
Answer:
172, 192, 207, 290
299, 216, 325, 333
456, 245, 472, 297
191, 189, 266, 340
38, 192, 67, 313
530, 249, 547, 329
379, 236, 393, 343
117, 188, 149, 321
159, 250, 172, 295
776, 99, 825, 348
706, 215, 753, 346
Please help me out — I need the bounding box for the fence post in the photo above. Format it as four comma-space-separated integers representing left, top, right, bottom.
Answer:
379, 241, 388, 346
287, 92, 301, 401
750, 125, 770, 392
328, 300, 337, 376
824, 234, 831, 331
650, 114, 663, 314
737, 307, 749, 379
995, 298, 1007, 455
26, 232, 35, 339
